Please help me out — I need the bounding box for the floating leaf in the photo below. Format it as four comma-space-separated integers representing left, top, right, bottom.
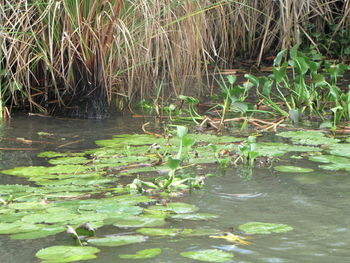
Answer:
48, 157, 88, 165
238, 222, 293, 234
119, 248, 162, 259
170, 213, 218, 221
328, 144, 350, 158
255, 142, 319, 157
136, 228, 188, 236
112, 216, 166, 228
277, 131, 339, 145
147, 202, 198, 214
309, 155, 349, 164
180, 249, 234, 262
10, 225, 65, 239
87, 235, 147, 247
274, 166, 313, 173
36, 246, 100, 262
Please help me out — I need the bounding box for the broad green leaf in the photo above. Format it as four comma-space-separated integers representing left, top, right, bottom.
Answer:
274, 166, 313, 173
239, 222, 293, 234
244, 74, 259, 87
87, 235, 147, 247
112, 216, 166, 228
36, 246, 100, 262
274, 49, 287, 66
170, 213, 219, 221
119, 248, 161, 259
180, 249, 234, 262
147, 202, 198, 214
226, 75, 236, 85
167, 157, 181, 170
176, 125, 188, 138
277, 131, 339, 145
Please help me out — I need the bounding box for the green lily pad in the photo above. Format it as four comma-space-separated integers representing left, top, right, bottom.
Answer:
277, 130, 339, 145
38, 151, 85, 158
48, 157, 89, 165
255, 142, 319, 157
328, 144, 350, 157
112, 216, 166, 228
119, 248, 162, 259
170, 213, 219, 221
238, 222, 293, 234
180, 249, 234, 262
8, 202, 48, 210
274, 166, 314, 173
21, 211, 78, 224
36, 246, 100, 262
136, 228, 187, 236
10, 225, 65, 239
0, 222, 40, 234
309, 155, 349, 164
87, 235, 147, 247
147, 202, 198, 214
319, 163, 350, 171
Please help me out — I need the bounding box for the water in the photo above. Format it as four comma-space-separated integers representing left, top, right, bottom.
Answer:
1, 113, 350, 263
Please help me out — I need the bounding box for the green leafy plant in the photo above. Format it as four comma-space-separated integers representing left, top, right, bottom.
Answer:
234, 136, 259, 168
215, 74, 252, 129
178, 95, 202, 124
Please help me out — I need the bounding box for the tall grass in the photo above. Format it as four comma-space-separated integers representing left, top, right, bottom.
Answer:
0, 0, 349, 117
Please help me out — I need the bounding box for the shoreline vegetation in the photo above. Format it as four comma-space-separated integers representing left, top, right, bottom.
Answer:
0, 0, 349, 123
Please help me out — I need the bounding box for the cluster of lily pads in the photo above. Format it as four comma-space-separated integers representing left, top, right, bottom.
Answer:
1, 128, 348, 262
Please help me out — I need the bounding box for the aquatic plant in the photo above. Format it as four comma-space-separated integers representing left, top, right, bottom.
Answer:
246, 45, 350, 125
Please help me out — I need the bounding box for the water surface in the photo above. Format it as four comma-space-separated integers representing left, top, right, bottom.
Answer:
0, 113, 349, 263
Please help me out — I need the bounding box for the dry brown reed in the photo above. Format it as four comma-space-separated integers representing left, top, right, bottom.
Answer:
0, 0, 349, 117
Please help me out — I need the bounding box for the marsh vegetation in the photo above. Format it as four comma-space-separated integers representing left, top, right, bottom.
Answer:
1, 1, 350, 262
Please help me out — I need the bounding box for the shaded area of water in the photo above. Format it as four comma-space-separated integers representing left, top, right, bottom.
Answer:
0, 114, 350, 263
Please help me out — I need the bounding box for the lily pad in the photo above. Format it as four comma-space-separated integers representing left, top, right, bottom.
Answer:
87, 235, 147, 247
238, 222, 293, 234
328, 144, 350, 158
277, 130, 339, 146
112, 216, 166, 228
36, 246, 100, 262
119, 248, 162, 259
136, 228, 188, 236
170, 213, 219, 221
10, 225, 65, 239
48, 157, 89, 165
255, 142, 319, 157
309, 155, 349, 164
274, 166, 313, 173
147, 202, 198, 214
180, 249, 234, 262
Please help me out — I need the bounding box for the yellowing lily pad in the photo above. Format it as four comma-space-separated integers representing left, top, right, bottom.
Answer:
119, 248, 162, 259
180, 249, 234, 262
36, 246, 100, 262
274, 166, 313, 173
238, 222, 293, 234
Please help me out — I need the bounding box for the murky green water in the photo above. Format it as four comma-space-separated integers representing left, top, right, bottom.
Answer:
1, 114, 349, 263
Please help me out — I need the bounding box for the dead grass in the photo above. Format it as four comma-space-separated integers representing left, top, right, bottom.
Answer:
0, 0, 349, 116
